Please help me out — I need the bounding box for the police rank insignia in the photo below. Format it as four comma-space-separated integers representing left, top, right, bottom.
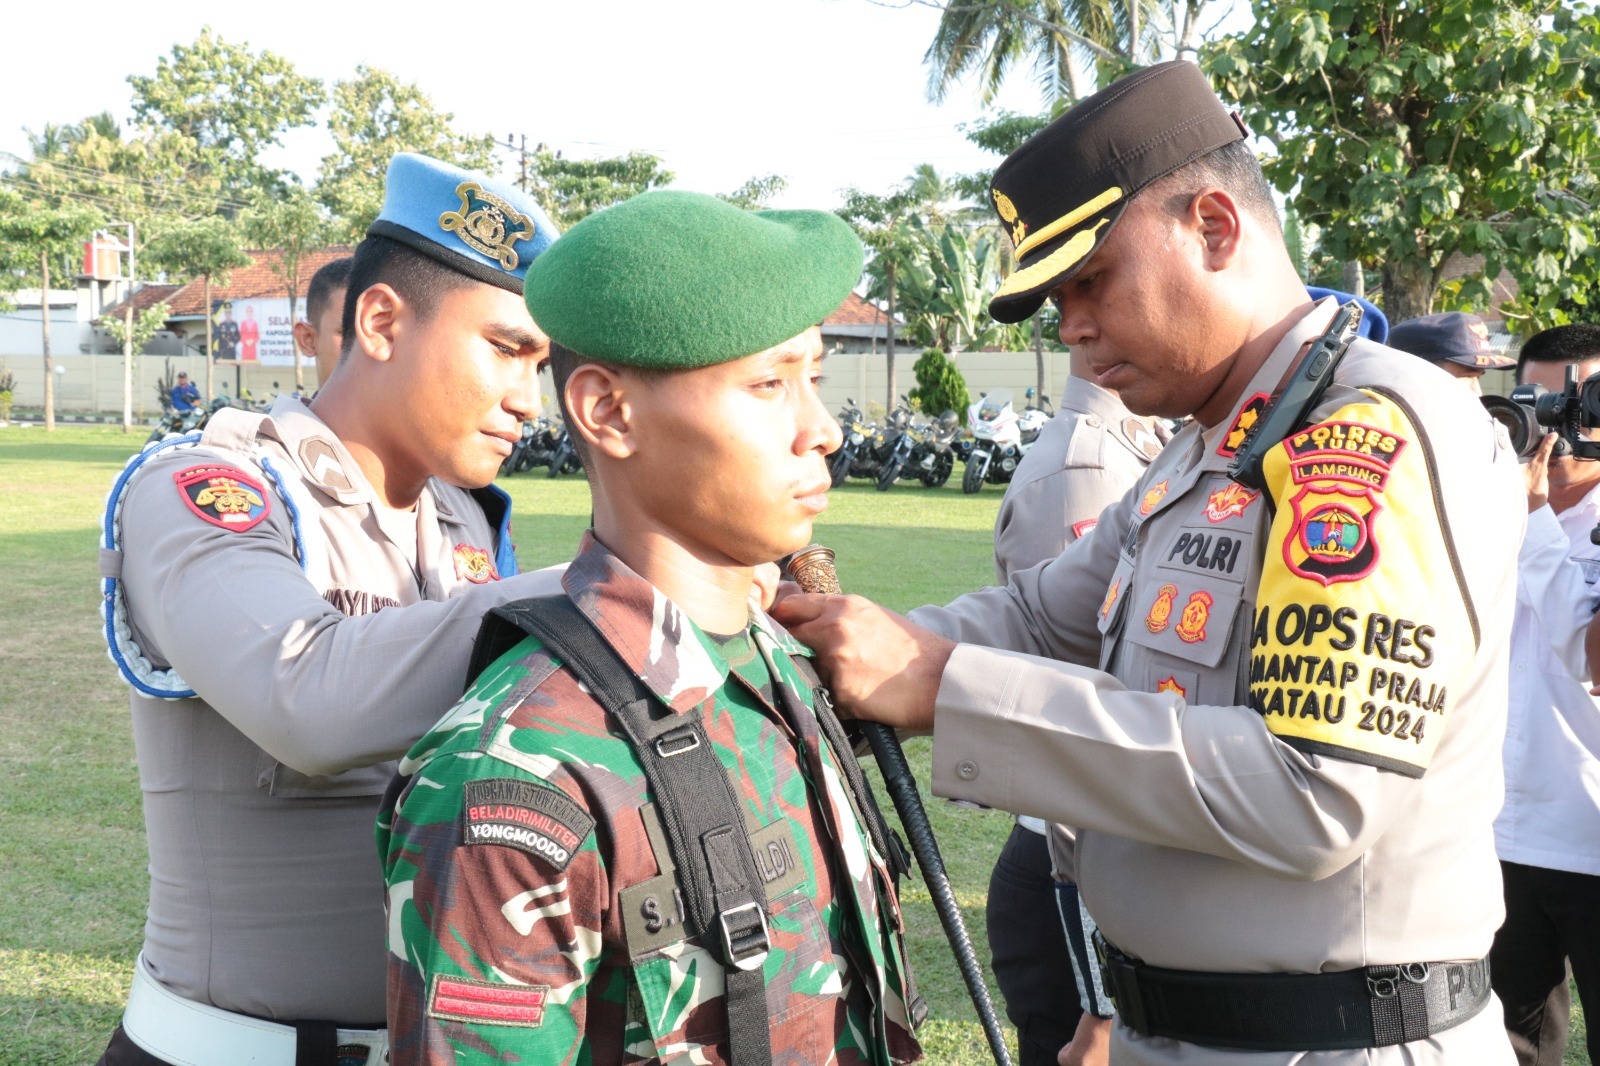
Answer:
1145, 583, 1178, 633
1138, 479, 1170, 516
1205, 482, 1260, 523
453, 543, 499, 584
1217, 392, 1270, 458
173, 466, 270, 532
1175, 591, 1213, 644
1279, 420, 1406, 586
440, 181, 538, 270
1099, 577, 1121, 620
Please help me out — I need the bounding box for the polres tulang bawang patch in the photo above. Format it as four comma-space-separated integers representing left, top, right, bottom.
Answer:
462, 778, 594, 872
173, 466, 270, 532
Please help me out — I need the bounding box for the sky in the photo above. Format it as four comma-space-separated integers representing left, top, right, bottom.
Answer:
0, 0, 1076, 211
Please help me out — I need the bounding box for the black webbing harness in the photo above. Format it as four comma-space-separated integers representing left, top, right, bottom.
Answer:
466, 594, 908, 1064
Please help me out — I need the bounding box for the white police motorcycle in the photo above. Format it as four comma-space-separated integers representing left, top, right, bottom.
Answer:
961, 387, 1052, 494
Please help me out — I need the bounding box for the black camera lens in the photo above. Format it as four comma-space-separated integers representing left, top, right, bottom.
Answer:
1482, 395, 1542, 458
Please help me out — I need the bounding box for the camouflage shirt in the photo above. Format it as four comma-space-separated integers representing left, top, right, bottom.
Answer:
379, 534, 923, 1065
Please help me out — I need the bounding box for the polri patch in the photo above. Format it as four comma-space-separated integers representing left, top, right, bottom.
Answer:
462, 778, 594, 872
173, 466, 270, 532
454, 543, 499, 584
1284, 483, 1381, 586
427, 973, 548, 1028
1205, 482, 1259, 523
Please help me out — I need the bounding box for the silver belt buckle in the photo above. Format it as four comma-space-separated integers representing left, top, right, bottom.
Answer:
334, 1031, 390, 1065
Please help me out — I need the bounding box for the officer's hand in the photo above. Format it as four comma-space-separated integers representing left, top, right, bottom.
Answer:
1526, 432, 1556, 512
771, 592, 953, 732
1058, 1014, 1112, 1066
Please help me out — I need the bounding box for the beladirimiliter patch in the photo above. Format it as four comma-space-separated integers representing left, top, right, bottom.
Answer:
453, 543, 499, 584
1217, 392, 1269, 458
463, 778, 594, 872
173, 465, 270, 532
439, 181, 539, 270
427, 973, 549, 1028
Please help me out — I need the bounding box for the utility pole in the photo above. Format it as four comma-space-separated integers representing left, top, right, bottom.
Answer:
500, 133, 531, 192
107, 222, 137, 433
41, 250, 54, 432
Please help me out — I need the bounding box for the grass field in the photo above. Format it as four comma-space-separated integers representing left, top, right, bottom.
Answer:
0, 425, 1589, 1064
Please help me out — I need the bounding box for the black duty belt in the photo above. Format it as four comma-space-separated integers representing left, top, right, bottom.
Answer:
1093, 932, 1492, 1052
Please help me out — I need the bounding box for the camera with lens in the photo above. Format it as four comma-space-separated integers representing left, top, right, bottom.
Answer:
1481, 365, 1600, 461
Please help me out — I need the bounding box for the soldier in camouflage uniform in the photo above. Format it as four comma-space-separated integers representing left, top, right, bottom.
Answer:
379, 189, 922, 1065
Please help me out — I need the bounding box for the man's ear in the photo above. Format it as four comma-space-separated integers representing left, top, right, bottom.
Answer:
351, 284, 403, 363
291, 320, 317, 357
1190, 188, 1244, 272
566, 363, 636, 460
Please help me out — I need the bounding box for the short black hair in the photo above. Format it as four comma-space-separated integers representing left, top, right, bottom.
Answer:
339, 236, 477, 357
1516, 323, 1600, 383
547, 341, 669, 472
1146, 140, 1282, 237
305, 257, 353, 326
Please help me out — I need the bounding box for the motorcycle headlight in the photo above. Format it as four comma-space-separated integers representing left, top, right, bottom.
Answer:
849, 432, 863, 444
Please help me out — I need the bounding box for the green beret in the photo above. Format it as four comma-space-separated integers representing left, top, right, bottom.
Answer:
523, 189, 864, 369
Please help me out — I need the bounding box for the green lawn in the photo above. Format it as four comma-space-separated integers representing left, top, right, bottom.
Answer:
0, 426, 1588, 1064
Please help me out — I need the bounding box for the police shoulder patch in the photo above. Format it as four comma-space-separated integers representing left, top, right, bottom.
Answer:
462, 778, 594, 872
428, 973, 549, 1028
173, 465, 270, 532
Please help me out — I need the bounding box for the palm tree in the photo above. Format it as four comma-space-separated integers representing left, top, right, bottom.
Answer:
922, 0, 1211, 106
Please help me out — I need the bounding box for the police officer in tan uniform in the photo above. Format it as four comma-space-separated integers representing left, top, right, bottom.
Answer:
96, 153, 565, 1066
778, 62, 1522, 1064
989, 356, 1165, 1066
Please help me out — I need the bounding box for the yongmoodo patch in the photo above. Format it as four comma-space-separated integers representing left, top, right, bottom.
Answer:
173, 466, 270, 532
462, 778, 594, 872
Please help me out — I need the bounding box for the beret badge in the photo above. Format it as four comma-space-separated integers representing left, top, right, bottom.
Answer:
440, 181, 538, 271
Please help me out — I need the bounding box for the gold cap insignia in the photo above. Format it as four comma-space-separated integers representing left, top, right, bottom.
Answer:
439, 182, 538, 271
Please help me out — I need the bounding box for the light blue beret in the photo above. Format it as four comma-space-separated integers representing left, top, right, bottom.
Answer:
367, 152, 559, 293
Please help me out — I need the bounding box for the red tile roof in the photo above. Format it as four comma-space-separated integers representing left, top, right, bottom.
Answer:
102, 283, 182, 318
825, 292, 891, 326
105, 246, 355, 320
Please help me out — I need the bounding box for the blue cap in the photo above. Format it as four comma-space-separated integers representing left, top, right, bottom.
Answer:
366, 152, 558, 294
1387, 311, 1514, 370
1306, 286, 1389, 344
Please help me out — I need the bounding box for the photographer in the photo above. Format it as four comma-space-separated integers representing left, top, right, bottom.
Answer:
1494, 323, 1600, 1066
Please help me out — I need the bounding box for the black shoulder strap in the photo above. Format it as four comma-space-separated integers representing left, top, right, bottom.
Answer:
468, 595, 771, 1066
788, 654, 911, 886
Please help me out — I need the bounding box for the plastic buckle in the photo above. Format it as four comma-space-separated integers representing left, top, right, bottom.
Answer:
718, 901, 770, 972
655, 727, 701, 758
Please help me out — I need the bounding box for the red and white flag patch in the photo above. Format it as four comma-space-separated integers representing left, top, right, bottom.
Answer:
428, 974, 549, 1028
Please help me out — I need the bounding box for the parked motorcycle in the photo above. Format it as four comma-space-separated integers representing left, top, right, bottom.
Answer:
145, 397, 226, 445
863, 398, 916, 488
545, 422, 584, 477
899, 410, 964, 490
961, 387, 1051, 493
828, 399, 874, 488
500, 416, 565, 476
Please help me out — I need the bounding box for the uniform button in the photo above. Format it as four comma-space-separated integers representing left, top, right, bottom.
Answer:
956, 760, 979, 780
1085, 415, 1100, 427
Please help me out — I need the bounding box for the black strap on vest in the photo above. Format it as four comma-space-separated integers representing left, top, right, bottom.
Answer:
468, 595, 770, 1066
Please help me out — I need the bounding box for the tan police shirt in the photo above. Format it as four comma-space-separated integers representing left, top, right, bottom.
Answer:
993, 376, 1167, 584
912, 300, 1521, 1064
105, 395, 562, 1023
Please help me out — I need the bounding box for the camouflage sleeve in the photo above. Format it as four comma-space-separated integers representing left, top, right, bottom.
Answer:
383, 749, 614, 1064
